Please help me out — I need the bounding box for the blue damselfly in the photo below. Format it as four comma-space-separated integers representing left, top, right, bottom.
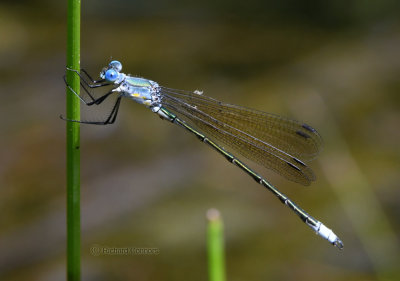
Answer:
62, 60, 343, 249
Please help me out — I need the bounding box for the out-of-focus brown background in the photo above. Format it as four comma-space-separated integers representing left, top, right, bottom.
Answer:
0, 1, 399, 280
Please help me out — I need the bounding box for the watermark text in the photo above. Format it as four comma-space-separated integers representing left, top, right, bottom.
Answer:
90, 245, 159, 256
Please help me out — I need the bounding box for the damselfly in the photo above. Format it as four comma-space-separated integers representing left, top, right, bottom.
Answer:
62, 60, 343, 249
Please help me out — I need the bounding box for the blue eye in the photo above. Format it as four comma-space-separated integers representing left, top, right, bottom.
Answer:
109, 60, 122, 72
105, 69, 118, 82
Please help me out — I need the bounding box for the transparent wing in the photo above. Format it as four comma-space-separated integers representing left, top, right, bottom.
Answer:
160, 87, 323, 185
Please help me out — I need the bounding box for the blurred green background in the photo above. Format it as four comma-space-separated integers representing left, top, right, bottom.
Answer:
0, 0, 399, 280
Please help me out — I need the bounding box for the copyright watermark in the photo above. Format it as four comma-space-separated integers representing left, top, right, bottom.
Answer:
90, 244, 160, 256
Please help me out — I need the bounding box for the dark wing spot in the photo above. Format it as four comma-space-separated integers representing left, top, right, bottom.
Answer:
302, 123, 317, 133
296, 130, 311, 139
287, 162, 301, 172
292, 157, 306, 167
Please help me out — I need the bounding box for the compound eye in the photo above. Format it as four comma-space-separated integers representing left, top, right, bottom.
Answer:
109, 60, 122, 72
105, 69, 118, 82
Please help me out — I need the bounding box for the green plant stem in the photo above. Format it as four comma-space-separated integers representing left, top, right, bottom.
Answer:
66, 0, 80, 280
207, 209, 226, 281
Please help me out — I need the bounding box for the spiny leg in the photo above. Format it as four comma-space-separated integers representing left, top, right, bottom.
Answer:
65, 68, 113, 105
107, 96, 122, 125
66, 67, 109, 87
157, 107, 343, 249
79, 69, 104, 85
64, 74, 116, 106
61, 96, 122, 125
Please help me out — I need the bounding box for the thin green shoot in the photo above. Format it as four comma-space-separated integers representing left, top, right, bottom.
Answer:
207, 208, 226, 281
66, 0, 81, 280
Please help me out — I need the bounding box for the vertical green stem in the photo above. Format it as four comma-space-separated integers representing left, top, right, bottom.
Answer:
207, 209, 226, 281
66, 0, 80, 280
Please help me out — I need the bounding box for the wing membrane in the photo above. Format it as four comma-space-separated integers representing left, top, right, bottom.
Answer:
160, 87, 322, 185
